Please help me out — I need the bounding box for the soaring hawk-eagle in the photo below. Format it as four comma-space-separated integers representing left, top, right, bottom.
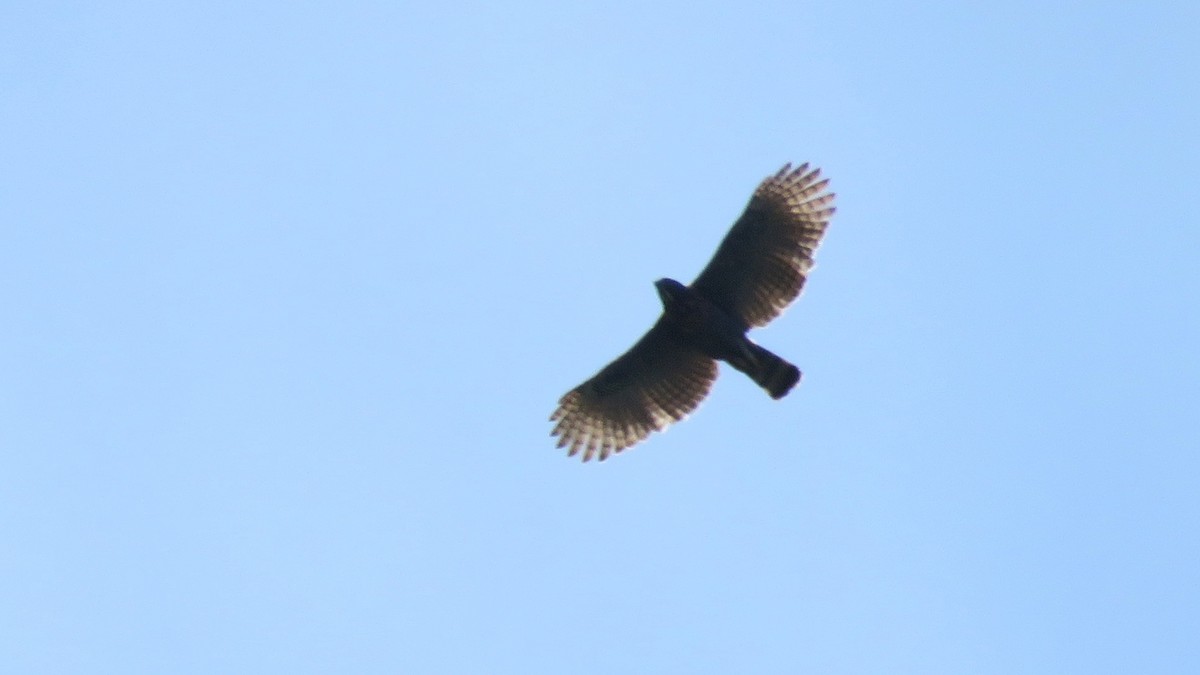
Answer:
551, 163, 836, 461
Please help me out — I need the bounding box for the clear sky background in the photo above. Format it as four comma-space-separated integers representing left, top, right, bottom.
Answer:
3, 2, 1198, 673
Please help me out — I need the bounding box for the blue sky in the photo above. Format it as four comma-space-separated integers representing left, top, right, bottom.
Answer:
3, 2, 1198, 673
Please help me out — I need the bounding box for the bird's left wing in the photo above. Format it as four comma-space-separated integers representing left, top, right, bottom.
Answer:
550, 318, 717, 461
691, 163, 836, 328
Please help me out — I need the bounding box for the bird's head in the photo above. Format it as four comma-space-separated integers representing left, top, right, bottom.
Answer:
654, 278, 688, 308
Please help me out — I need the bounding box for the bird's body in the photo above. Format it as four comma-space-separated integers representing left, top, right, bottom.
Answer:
551, 163, 835, 461
653, 278, 747, 363
653, 278, 800, 399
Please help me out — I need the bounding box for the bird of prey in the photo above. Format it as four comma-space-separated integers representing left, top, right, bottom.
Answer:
550, 163, 836, 461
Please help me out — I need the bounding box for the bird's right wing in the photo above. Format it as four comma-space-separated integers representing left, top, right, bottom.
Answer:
550, 318, 717, 461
